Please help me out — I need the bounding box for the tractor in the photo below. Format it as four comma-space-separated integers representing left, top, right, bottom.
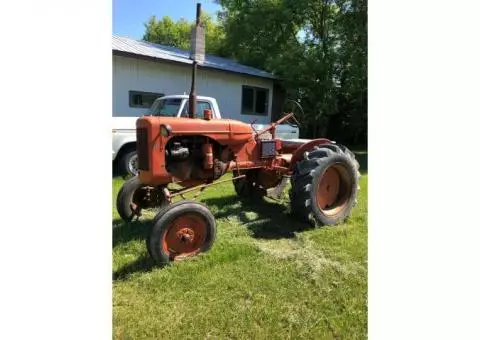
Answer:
116, 107, 360, 266
115, 3, 360, 266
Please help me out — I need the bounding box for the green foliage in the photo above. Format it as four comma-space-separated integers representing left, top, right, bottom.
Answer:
142, 0, 367, 145
143, 12, 227, 56
216, 0, 367, 145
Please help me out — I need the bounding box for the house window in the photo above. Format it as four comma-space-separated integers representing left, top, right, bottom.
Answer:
181, 101, 213, 119
241, 86, 269, 116
129, 91, 164, 108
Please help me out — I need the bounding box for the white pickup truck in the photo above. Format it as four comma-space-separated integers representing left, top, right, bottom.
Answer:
112, 95, 300, 176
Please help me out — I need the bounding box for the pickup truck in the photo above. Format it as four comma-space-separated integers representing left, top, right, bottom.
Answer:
112, 95, 300, 176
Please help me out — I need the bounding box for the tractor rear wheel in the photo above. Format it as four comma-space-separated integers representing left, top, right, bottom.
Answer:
147, 200, 216, 266
116, 176, 169, 222
289, 144, 360, 225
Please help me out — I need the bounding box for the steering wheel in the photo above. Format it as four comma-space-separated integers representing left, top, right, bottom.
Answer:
280, 99, 304, 127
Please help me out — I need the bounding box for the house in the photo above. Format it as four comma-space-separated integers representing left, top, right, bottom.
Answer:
112, 35, 285, 124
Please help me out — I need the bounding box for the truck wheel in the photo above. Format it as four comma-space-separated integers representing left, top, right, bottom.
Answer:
119, 149, 138, 177
116, 176, 169, 222
232, 170, 267, 198
147, 200, 216, 266
289, 144, 360, 225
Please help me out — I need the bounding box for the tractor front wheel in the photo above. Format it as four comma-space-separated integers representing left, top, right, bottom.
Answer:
289, 144, 360, 225
147, 200, 217, 266
116, 176, 169, 222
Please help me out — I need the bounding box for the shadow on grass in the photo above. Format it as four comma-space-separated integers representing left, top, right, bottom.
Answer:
112, 195, 315, 279
112, 219, 159, 281
203, 195, 315, 240
112, 219, 152, 248
113, 255, 158, 281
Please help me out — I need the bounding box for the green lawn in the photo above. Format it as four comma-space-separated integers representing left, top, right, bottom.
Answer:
112, 155, 368, 339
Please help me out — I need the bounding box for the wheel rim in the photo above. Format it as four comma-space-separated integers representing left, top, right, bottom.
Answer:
162, 213, 208, 260
128, 154, 139, 175
316, 163, 352, 216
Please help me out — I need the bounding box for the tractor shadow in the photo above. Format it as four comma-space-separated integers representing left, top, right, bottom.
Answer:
113, 256, 157, 281
112, 195, 313, 280
112, 219, 159, 281
112, 218, 151, 248
202, 195, 315, 240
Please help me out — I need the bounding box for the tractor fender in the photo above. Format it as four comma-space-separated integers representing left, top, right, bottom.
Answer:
288, 138, 333, 170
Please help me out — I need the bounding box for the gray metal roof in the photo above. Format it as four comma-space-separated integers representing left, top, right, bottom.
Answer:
112, 35, 276, 80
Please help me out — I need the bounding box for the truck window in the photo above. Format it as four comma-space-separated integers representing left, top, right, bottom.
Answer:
182, 101, 212, 118
149, 98, 183, 117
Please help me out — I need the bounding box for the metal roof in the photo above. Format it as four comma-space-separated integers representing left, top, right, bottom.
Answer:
112, 35, 276, 80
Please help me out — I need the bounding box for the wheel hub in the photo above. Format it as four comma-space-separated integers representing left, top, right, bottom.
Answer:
316, 163, 352, 216
318, 168, 341, 209
162, 214, 207, 259
177, 228, 195, 243
128, 154, 139, 175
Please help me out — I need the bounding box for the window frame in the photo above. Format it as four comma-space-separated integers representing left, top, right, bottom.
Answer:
181, 100, 213, 118
129, 91, 164, 109
149, 97, 183, 117
241, 85, 269, 116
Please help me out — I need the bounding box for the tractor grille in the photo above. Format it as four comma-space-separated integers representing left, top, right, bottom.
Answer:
260, 140, 277, 158
136, 128, 149, 170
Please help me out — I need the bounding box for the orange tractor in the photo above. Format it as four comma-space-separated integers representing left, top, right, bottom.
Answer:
116, 107, 360, 265
116, 3, 359, 266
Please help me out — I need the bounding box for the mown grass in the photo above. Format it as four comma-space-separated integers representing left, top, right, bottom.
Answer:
112, 153, 368, 339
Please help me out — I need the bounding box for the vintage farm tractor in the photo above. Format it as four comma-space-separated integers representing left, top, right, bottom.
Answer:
115, 3, 360, 266
116, 107, 360, 265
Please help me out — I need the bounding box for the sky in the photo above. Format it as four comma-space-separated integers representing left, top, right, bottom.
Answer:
113, 0, 222, 40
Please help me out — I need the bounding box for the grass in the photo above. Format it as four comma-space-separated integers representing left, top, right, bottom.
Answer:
112, 153, 368, 339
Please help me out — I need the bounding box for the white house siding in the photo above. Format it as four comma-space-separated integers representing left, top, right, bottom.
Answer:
113, 55, 274, 124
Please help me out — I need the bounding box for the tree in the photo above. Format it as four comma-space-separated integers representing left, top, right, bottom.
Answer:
216, 0, 367, 145
142, 1, 367, 145
143, 13, 227, 56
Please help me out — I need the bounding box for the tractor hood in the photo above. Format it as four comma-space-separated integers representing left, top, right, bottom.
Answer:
137, 116, 255, 146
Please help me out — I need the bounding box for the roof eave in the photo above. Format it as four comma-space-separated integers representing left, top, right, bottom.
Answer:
112, 49, 277, 81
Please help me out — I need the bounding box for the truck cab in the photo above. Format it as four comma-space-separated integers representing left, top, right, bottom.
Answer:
147, 95, 222, 119
112, 95, 300, 176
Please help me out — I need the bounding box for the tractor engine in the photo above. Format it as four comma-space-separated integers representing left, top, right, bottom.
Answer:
165, 136, 230, 182
136, 113, 256, 186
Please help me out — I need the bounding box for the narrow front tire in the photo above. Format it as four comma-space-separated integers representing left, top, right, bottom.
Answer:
147, 200, 217, 266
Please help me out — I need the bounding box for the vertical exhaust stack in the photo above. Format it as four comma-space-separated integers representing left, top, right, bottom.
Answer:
188, 3, 205, 119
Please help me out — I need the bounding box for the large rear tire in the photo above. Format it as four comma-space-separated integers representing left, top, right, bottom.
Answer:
289, 144, 360, 225
147, 200, 217, 266
116, 176, 169, 222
